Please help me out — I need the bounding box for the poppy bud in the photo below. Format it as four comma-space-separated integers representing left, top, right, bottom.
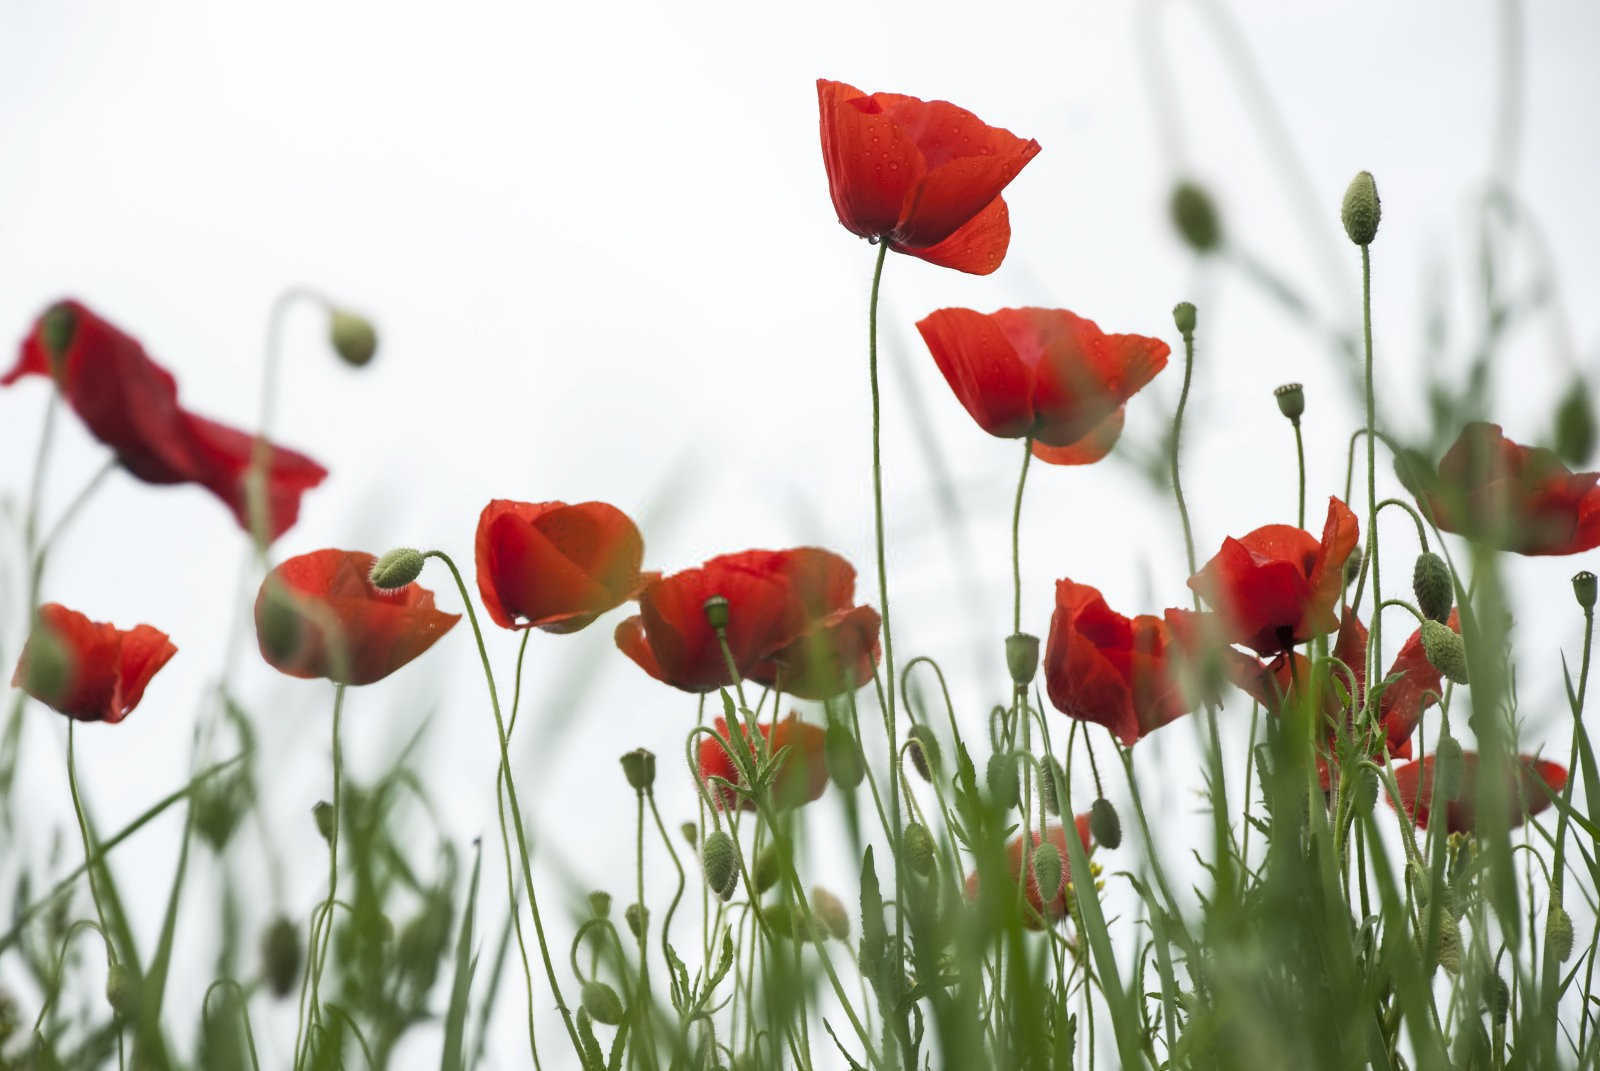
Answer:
752, 844, 782, 894
680, 821, 698, 847
903, 822, 936, 877
1170, 181, 1223, 253
824, 722, 865, 789
1392, 449, 1435, 496
1032, 841, 1063, 902
625, 903, 649, 939
1352, 766, 1379, 816
987, 753, 1019, 811
702, 595, 731, 631
256, 580, 303, 664
369, 547, 424, 590
1549, 903, 1575, 963
587, 891, 612, 919
1412, 553, 1453, 623
195, 773, 249, 852
1555, 376, 1596, 465
906, 726, 941, 782
1344, 547, 1363, 588
328, 308, 378, 368
17, 621, 72, 702
580, 980, 625, 1026
40, 302, 78, 360
1436, 733, 1465, 798
1005, 632, 1040, 685
1575, 571, 1597, 611
106, 963, 137, 1018
811, 887, 849, 941
1038, 757, 1067, 816
1171, 301, 1197, 337
701, 830, 738, 901
1340, 171, 1381, 246
1436, 919, 1462, 975
261, 915, 301, 999
619, 748, 656, 791
1486, 974, 1510, 1023
312, 800, 334, 842
1273, 383, 1305, 423
1089, 798, 1122, 849
1420, 620, 1469, 684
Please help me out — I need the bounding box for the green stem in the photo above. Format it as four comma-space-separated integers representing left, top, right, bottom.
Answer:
296, 684, 345, 1069
1011, 435, 1034, 636
1293, 419, 1307, 529
1360, 244, 1382, 703
65, 722, 114, 962
1172, 324, 1200, 592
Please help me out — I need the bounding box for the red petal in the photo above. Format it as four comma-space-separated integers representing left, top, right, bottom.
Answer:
899, 196, 1012, 276
1031, 407, 1125, 466
915, 307, 1034, 439
816, 79, 924, 239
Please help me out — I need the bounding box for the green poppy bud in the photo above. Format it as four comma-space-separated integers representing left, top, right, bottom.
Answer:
1341, 171, 1381, 246
701, 830, 738, 901
1486, 974, 1510, 1023
261, 915, 301, 999
587, 891, 612, 919
1005, 632, 1040, 686
105, 964, 137, 1018
1412, 552, 1453, 623
1273, 383, 1305, 423
903, 822, 936, 877
619, 748, 656, 791
702, 595, 730, 631
986, 753, 1019, 811
1344, 546, 1363, 588
680, 821, 699, 847
1089, 797, 1122, 849
580, 980, 625, 1026
256, 580, 303, 664
1420, 620, 1469, 684
312, 800, 334, 843
18, 622, 72, 703
369, 547, 424, 590
1031, 842, 1063, 902
41, 302, 78, 361
328, 308, 378, 368
625, 903, 649, 940
752, 844, 782, 895
1170, 181, 1223, 253
1436, 919, 1462, 975
1574, 571, 1597, 612
1352, 766, 1379, 816
1555, 376, 1596, 465
823, 721, 865, 789
1038, 757, 1067, 817
1549, 903, 1575, 963
1436, 733, 1465, 799
1172, 301, 1197, 337
905, 725, 940, 782
811, 887, 849, 941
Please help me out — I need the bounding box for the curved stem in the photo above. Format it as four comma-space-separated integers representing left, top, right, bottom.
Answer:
1011, 435, 1034, 635
1292, 420, 1307, 529
296, 683, 345, 1069
65, 723, 114, 961
246, 287, 324, 553
1171, 325, 1200, 594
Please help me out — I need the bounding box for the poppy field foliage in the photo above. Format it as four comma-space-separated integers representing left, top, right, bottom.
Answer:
4, 54, 1600, 1071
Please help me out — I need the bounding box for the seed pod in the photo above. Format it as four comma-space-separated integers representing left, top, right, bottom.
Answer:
823, 722, 864, 789
906, 726, 940, 782
1172, 301, 1197, 337
701, 595, 730, 631
1341, 171, 1381, 246
369, 547, 424, 590
1005, 632, 1040, 685
701, 831, 738, 901
1273, 383, 1305, 423
580, 980, 625, 1026
312, 801, 334, 843
1089, 798, 1122, 850
986, 753, 1019, 811
1038, 757, 1067, 817
625, 903, 649, 939
587, 891, 612, 919
811, 887, 850, 941
1549, 903, 1576, 963
1575, 571, 1598, 612
1031, 842, 1063, 902
1170, 181, 1223, 253
328, 308, 378, 367
619, 748, 656, 791
903, 822, 936, 877
1411, 553, 1453, 623
261, 915, 301, 999
1420, 620, 1469, 684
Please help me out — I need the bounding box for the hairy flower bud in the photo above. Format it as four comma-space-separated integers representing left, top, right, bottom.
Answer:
1412, 552, 1453, 623
1273, 383, 1305, 423
619, 748, 656, 791
587, 891, 612, 919
1436, 733, 1465, 799
1172, 301, 1197, 337
1031, 842, 1063, 902
1575, 571, 1597, 612
1005, 632, 1040, 685
823, 721, 864, 789
987, 753, 1019, 811
369, 547, 424, 590
903, 822, 936, 877
701, 595, 730, 631
701, 830, 738, 901
1487, 974, 1510, 1023
905, 726, 940, 783
811, 887, 849, 941
1437, 919, 1462, 975
581, 980, 625, 1026
1352, 766, 1379, 816
1170, 181, 1223, 253
262, 915, 301, 999
1420, 620, 1469, 684
1089, 797, 1123, 849
625, 903, 649, 939
752, 844, 782, 895
1341, 171, 1381, 246
1038, 757, 1067, 817
328, 308, 378, 368
1549, 903, 1576, 963
312, 800, 334, 843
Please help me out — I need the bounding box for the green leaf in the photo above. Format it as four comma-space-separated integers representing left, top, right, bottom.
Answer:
441, 841, 483, 1071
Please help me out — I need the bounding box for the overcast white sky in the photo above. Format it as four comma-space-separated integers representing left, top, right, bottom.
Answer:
3, 2, 1599, 1066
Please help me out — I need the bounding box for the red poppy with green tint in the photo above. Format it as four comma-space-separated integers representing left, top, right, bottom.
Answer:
1407, 422, 1600, 556
10, 603, 176, 724
1188, 496, 1360, 656
615, 547, 879, 697
1387, 752, 1567, 833
817, 79, 1040, 275
963, 817, 1094, 929
475, 499, 650, 634
697, 714, 829, 812
914, 308, 1167, 461
255, 549, 459, 686
2, 300, 326, 542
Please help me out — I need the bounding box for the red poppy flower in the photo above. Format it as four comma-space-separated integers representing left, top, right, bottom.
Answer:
614, 547, 880, 697
1408, 422, 1600, 556
2, 300, 327, 542
963, 817, 1094, 929
1188, 496, 1360, 656
817, 79, 1040, 275
915, 308, 1168, 453
10, 603, 176, 724
255, 549, 459, 686
1386, 752, 1567, 833
475, 499, 650, 634
697, 714, 829, 811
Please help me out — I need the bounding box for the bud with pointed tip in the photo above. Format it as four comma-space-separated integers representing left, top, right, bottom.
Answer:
1031, 841, 1063, 902
587, 891, 612, 919
262, 915, 301, 999
1172, 301, 1197, 337
1005, 633, 1040, 685
370, 547, 424, 590
680, 821, 698, 847
903, 822, 936, 877
625, 903, 648, 939
1273, 383, 1305, 423
824, 722, 864, 789
701, 830, 738, 900
312, 800, 334, 843
619, 748, 656, 791
987, 753, 1019, 811
581, 980, 625, 1025
1420, 620, 1469, 684
328, 309, 378, 368
1549, 904, 1575, 963
1575, 571, 1597, 611
1089, 798, 1122, 849
905, 726, 940, 782
1412, 553, 1453, 623
811, 887, 849, 941
1038, 757, 1067, 816
1341, 171, 1381, 245
702, 595, 730, 631
1170, 182, 1222, 253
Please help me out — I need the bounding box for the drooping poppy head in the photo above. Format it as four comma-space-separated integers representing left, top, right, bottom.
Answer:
255, 549, 459, 686
474, 499, 650, 634
1405, 422, 1600, 556
816, 79, 1041, 275
1386, 752, 1567, 833
11, 603, 176, 724
3, 300, 327, 542
1045, 581, 1188, 745
963, 817, 1094, 929
614, 547, 880, 697
915, 308, 1168, 455
1188, 496, 1360, 656
697, 714, 830, 812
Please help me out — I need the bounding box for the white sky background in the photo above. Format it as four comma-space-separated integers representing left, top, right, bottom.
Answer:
2, 1, 1599, 1066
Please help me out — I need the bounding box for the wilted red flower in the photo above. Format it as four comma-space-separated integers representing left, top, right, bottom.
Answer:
1407, 422, 1600, 556
1188, 497, 1360, 656
697, 714, 829, 811
615, 548, 880, 698
255, 549, 459, 686
817, 79, 1040, 275
1387, 752, 1567, 833
475, 499, 650, 634
963, 817, 1094, 929
915, 308, 1167, 458
11, 603, 176, 723
3, 300, 326, 542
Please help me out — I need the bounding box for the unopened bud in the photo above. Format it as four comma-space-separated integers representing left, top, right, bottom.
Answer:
1170, 182, 1223, 253
262, 915, 301, 999
619, 748, 656, 791
1436, 733, 1465, 799
1038, 757, 1067, 817
328, 308, 378, 368
312, 801, 334, 842
905, 726, 940, 782
1549, 903, 1575, 963
1344, 547, 1363, 588
1273, 383, 1305, 423
1352, 766, 1379, 816
823, 722, 864, 789
105, 964, 137, 1018
1031, 842, 1063, 902
40, 302, 78, 360
702, 595, 730, 631
1437, 919, 1462, 975
1089, 798, 1122, 850
587, 891, 612, 919
1487, 974, 1510, 1023
1341, 171, 1381, 246
580, 980, 625, 1026
1412, 553, 1453, 623
1172, 301, 1197, 337
701, 830, 738, 901
811, 887, 849, 941
625, 903, 649, 939
370, 547, 424, 590
680, 821, 699, 847
752, 844, 782, 894
1574, 571, 1597, 611
987, 753, 1019, 811
1555, 376, 1596, 465
257, 581, 303, 663
903, 822, 936, 877
1005, 632, 1040, 685
1420, 620, 1469, 684
18, 624, 73, 706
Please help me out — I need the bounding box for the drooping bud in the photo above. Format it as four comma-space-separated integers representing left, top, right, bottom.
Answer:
195, 772, 250, 853
18, 618, 73, 703
1343, 546, 1363, 588
1574, 571, 1597, 611
580, 980, 625, 1026
1352, 766, 1379, 816
369, 547, 424, 590
625, 903, 649, 939
701, 830, 738, 901
619, 748, 656, 791
1341, 171, 1381, 246
312, 801, 335, 843
256, 580, 303, 664
811, 887, 850, 941
1089, 798, 1122, 850
1436, 733, 1465, 799
1486, 974, 1510, 1023
1412, 553, 1453, 623
1420, 620, 1469, 684
1170, 181, 1223, 253
1273, 383, 1305, 424
105, 964, 137, 1018
261, 915, 301, 999
1031, 842, 1063, 902
1005, 632, 1040, 686
1549, 903, 1575, 963
1171, 301, 1197, 337
1038, 757, 1067, 816
1436, 919, 1462, 975
823, 721, 864, 789
752, 844, 782, 894
328, 308, 379, 368
40, 302, 78, 361
905, 726, 940, 782
1555, 376, 1596, 465
1392, 449, 1435, 496
702, 595, 730, 631
903, 822, 936, 877
986, 753, 1019, 811
587, 891, 612, 919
